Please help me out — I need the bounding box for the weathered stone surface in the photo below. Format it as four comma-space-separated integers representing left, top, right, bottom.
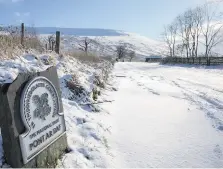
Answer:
0, 66, 68, 168
23, 135, 67, 168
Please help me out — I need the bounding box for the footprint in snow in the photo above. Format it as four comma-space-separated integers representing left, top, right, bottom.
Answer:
148, 88, 160, 95
137, 82, 143, 87
76, 117, 87, 125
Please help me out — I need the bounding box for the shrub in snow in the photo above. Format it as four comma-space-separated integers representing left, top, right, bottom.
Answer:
94, 74, 105, 89
65, 76, 85, 99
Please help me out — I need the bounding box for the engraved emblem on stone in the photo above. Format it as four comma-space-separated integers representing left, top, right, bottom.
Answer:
32, 93, 51, 120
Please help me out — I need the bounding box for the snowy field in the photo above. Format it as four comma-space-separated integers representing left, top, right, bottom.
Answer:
100, 62, 223, 167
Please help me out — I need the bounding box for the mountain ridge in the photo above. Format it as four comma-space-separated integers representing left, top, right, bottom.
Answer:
32, 27, 128, 36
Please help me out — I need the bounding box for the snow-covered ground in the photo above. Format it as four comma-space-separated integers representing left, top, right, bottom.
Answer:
100, 62, 223, 167
0, 53, 223, 168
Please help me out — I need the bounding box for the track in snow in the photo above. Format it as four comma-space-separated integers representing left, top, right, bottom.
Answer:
102, 62, 223, 167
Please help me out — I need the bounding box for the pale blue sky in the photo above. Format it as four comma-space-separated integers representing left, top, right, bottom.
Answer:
0, 0, 209, 39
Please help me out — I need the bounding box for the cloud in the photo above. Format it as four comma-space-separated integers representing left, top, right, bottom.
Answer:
11, 0, 24, 3
15, 12, 30, 17
15, 12, 21, 16
24, 12, 30, 16
0, 0, 24, 3
207, 0, 223, 2
194, 0, 223, 5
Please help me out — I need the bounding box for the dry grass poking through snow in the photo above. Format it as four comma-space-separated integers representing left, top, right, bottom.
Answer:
0, 26, 44, 59
68, 51, 101, 63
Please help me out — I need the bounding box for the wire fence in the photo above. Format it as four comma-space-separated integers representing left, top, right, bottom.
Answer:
161, 57, 223, 65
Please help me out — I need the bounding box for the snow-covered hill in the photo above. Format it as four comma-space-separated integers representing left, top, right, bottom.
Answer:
38, 28, 167, 61
35, 27, 127, 36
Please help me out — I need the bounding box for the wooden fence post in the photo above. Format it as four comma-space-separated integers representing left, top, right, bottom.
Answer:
55, 31, 60, 54
21, 23, 24, 47
52, 41, 55, 51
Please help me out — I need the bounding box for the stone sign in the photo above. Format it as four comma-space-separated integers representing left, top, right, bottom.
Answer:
0, 67, 68, 168
20, 76, 66, 164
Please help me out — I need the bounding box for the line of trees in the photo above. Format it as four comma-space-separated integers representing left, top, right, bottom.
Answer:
162, 1, 223, 65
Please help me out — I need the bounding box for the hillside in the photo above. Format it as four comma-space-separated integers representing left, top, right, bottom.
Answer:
34, 27, 127, 36
37, 28, 167, 61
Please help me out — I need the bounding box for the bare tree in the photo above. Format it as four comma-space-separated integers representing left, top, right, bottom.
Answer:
186, 9, 197, 58
129, 50, 136, 62
116, 44, 127, 61
162, 26, 172, 57
193, 6, 204, 57
171, 22, 178, 57
184, 10, 194, 58
179, 7, 204, 59
175, 9, 200, 59
47, 35, 55, 51
176, 44, 185, 57
78, 37, 92, 54
162, 22, 178, 57
176, 12, 192, 59
181, 8, 201, 62
201, 2, 223, 65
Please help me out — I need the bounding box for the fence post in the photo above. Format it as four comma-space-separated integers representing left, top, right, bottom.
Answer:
55, 31, 60, 54
21, 23, 24, 47
52, 41, 55, 51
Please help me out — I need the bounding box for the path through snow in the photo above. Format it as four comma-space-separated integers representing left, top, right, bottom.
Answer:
101, 62, 223, 167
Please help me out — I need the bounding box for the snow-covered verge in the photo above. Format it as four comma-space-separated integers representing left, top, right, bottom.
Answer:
100, 62, 223, 167
0, 52, 114, 167
57, 98, 115, 168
